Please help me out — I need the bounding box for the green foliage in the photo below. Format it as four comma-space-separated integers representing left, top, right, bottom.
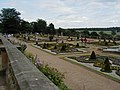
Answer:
62, 41, 64, 43
113, 41, 117, 45
101, 57, 112, 73
49, 35, 54, 41
68, 36, 70, 39
70, 38, 73, 41
105, 41, 108, 46
38, 64, 70, 90
36, 19, 47, 33
81, 30, 90, 37
0, 8, 21, 33
93, 62, 103, 68
20, 20, 32, 33
99, 31, 113, 39
14, 34, 20, 38
17, 42, 27, 53
28, 36, 30, 41
48, 23, 56, 35
61, 44, 66, 51
24, 52, 70, 90
39, 65, 62, 85
24, 51, 35, 64
116, 69, 120, 76
19, 43, 27, 53
111, 66, 120, 70
89, 41, 119, 46
43, 43, 48, 49
76, 43, 79, 47
36, 41, 38, 45
89, 51, 96, 60
90, 31, 99, 38
54, 45, 57, 49
77, 36, 79, 40
111, 30, 116, 36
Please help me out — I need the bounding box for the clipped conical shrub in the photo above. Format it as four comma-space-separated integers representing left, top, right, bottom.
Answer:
104, 57, 112, 72
43, 43, 47, 49
105, 41, 108, 46
36, 41, 38, 45
61, 44, 66, 51
62, 40, 64, 43
54, 45, 57, 49
76, 43, 79, 47
89, 51, 96, 60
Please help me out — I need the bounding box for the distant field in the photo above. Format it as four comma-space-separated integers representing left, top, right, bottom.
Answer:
89, 31, 120, 35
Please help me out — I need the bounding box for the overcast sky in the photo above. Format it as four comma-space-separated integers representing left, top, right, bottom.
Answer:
0, 0, 120, 28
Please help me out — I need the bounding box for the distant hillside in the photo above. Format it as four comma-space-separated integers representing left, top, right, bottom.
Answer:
64, 27, 120, 31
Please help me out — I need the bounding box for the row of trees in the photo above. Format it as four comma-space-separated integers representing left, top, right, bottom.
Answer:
0, 8, 55, 34
65, 27, 120, 32
0, 8, 120, 40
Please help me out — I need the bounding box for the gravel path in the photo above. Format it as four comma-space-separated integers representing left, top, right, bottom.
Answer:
26, 44, 120, 90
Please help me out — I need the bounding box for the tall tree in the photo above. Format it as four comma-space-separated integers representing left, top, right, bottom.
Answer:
81, 30, 90, 37
48, 23, 55, 35
111, 30, 116, 36
57, 27, 63, 36
31, 22, 38, 33
36, 19, 47, 33
0, 8, 21, 34
90, 32, 99, 38
20, 20, 31, 33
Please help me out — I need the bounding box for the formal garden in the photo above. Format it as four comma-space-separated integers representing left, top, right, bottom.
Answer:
33, 40, 88, 54
1, 7, 120, 90
9, 33, 120, 78
67, 51, 120, 79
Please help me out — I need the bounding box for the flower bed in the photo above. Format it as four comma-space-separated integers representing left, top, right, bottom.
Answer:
35, 43, 87, 54
68, 55, 120, 76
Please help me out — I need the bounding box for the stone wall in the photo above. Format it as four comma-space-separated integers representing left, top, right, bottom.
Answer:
0, 35, 59, 90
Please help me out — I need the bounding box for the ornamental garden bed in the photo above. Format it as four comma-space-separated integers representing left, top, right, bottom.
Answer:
68, 51, 120, 78
88, 41, 120, 46
34, 42, 87, 54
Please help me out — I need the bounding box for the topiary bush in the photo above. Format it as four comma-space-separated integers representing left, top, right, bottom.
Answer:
28, 36, 30, 41
101, 57, 112, 73
49, 35, 54, 41
116, 69, 120, 76
113, 41, 117, 45
77, 36, 79, 40
43, 43, 47, 49
36, 41, 38, 45
54, 45, 57, 49
61, 44, 66, 51
105, 41, 108, 46
76, 43, 79, 47
89, 51, 96, 60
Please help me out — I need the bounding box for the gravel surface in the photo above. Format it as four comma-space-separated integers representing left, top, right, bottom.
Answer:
26, 44, 120, 90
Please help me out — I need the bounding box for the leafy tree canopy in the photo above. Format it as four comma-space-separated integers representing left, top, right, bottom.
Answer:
48, 23, 56, 35
0, 8, 21, 34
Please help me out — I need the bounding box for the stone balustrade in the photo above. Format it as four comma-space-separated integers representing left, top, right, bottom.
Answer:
0, 35, 59, 90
